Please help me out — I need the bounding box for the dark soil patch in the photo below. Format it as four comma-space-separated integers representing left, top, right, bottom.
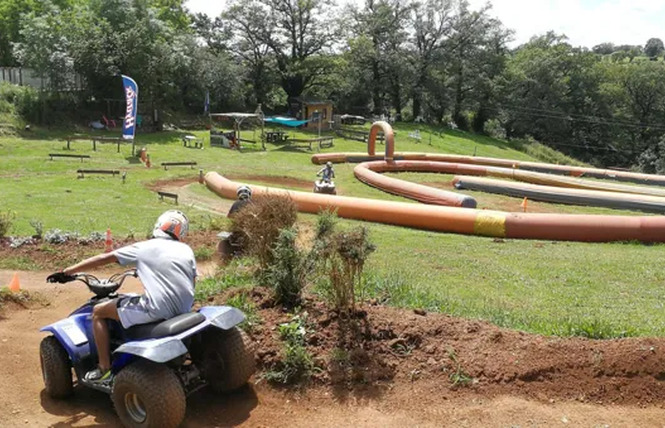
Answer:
145, 176, 199, 192
0, 230, 221, 271
209, 287, 665, 406
228, 174, 313, 190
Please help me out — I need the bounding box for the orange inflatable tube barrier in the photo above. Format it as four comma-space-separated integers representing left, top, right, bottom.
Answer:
313, 152, 665, 186
204, 121, 665, 242
204, 172, 665, 242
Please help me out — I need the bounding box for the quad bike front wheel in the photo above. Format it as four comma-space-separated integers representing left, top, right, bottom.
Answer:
40, 336, 74, 399
200, 327, 256, 393
111, 360, 186, 428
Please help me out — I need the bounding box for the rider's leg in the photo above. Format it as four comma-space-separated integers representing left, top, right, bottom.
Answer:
91, 299, 120, 371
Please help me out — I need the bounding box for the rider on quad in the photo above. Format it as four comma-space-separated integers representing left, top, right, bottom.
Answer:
56, 210, 196, 384
228, 185, 252, 218
317, 161, 335, 183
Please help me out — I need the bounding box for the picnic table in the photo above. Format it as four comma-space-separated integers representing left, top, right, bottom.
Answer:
182, 135, 204, 149
265, 131, 289, 143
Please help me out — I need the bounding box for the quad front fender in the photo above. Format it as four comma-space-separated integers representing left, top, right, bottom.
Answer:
114, 337, 188, 363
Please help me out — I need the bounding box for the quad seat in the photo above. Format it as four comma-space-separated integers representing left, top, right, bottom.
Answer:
125, 312, 206, 339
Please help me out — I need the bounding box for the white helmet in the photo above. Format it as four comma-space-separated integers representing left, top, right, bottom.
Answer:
237, 185, 252, 200
153, 210, 189, 241
326, 161, 333, 168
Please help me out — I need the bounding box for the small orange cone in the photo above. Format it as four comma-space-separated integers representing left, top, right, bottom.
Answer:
105, 228, 113, 253
8, 272, 20, 293
521, 197, 528, 212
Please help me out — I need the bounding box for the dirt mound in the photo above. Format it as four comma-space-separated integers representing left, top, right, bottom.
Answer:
217, 288, 665, 406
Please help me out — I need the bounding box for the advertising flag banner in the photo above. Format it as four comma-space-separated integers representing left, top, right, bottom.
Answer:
121, 75, 138, 140
204, 90, 210, 114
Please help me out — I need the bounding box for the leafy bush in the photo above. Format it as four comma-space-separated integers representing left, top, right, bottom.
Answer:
318, 226, 376, 312
262, 315, 316, 384
261, 228, 307, 307
483, 118, 506, 139
0, 211, 15, 238
230, 194, 297, 267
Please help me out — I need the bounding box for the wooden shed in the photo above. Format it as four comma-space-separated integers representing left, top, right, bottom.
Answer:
290, 97, 334, 130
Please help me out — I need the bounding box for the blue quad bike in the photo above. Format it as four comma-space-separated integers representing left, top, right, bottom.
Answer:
40, 270, 256, 428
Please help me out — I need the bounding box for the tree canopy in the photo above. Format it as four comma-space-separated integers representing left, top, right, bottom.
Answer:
3, 0, 665, 171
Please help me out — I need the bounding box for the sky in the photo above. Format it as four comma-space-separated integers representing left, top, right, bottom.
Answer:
186, 0, 665, 48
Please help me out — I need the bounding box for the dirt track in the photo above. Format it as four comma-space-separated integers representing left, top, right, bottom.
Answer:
2, 270, 665, 427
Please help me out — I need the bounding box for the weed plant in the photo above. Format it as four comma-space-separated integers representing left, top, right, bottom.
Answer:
261, 228, 307, 307
262, 315, 316, 384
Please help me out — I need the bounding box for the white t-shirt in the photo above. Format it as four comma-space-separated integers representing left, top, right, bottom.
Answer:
113, 237, 197, 320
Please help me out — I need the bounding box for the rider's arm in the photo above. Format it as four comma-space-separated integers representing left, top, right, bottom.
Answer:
63, 252, 118, 275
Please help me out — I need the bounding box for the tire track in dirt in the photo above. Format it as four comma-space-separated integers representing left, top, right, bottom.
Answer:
2, 270, 665, 427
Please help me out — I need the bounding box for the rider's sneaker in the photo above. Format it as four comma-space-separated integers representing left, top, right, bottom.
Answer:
84, 367, 112, 383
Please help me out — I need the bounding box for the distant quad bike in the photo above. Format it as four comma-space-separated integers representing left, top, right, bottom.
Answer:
313, 179, 337, 195
40, 270, 256, 428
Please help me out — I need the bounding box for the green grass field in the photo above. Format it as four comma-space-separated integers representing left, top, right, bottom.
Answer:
2, 122, 665, 338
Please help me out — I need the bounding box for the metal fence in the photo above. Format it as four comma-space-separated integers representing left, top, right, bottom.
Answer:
0, 67, 83, 90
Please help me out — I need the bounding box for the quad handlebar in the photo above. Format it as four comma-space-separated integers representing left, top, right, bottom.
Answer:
47, 269, 137, 298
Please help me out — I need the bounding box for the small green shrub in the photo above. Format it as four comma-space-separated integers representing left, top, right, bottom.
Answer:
315, 209, 338, 240
318, 226, 376, 312
261, 228, 307, 307
447, 347, 473, 387
194, 246, 215, 261
29, 219, 43, 238
262, 315, 316, 384
0, 211, 15, 238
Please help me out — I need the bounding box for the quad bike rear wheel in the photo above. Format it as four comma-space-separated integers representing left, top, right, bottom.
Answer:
199, 327, 256, 393
111, 360, 186, 428
40, 336, 74, 399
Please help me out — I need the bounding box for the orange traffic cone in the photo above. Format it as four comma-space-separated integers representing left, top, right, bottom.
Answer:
105, 228, 113, 253
521, 197, 528, 212
8, 272, 20, 293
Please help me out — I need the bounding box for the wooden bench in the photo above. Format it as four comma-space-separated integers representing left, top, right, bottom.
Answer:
161, 161, 197, 170
49, 153, 91, 162
64, 136, 93, 150
335, 128, 385, 144
157, 191, 178, 204
92, 137, 129, 153
288, 137, 334, 151
77, 169, 120, 178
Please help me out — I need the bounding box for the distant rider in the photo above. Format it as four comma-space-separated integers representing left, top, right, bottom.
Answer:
53, 210, 196, 384
317, 162, 335, 183
228, 185, 252, 218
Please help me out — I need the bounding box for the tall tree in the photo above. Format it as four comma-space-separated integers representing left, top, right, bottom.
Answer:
644, 38, 664, 59
410, 0, 454, 120
222, 0, 276, 107
258, 0, 338, 100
